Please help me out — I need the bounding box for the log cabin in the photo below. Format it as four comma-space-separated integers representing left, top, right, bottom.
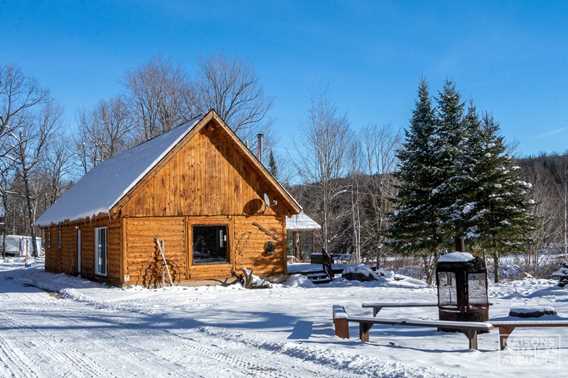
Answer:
36, 110, 302, 286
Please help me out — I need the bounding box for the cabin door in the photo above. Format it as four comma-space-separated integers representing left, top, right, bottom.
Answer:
76, 228, 81, 274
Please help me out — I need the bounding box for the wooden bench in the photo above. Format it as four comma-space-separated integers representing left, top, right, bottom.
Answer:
333, 305, 493, 350
491, 320, 568, 350
362, 302, 438, 316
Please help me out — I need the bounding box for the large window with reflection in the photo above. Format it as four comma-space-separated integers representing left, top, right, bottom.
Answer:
192, 225, 229, 264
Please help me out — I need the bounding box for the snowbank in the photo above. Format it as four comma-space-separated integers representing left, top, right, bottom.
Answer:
342, 264, 381, 280
284, 274, 316, 288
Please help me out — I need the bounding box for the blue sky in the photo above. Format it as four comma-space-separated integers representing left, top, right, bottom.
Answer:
1, 0, 567, 156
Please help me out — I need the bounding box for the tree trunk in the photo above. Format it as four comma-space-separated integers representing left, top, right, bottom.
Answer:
322, 184, 329, 253
1, 193, 7, 260
22, 170, 38, 257
454, 235, 465, 252
493, 252, 500, 283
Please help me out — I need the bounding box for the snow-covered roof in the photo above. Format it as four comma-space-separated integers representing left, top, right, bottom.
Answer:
36, 119, 199, 226
286, 212, 321, 231
438, 252, 475, 263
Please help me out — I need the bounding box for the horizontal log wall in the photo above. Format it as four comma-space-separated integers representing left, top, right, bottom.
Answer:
124, 217, 188, 286
42, 217, 122, 286
232, 215, 287, 276
123, 214, 286, 284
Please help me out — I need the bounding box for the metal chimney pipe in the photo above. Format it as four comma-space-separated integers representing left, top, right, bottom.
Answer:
256, 133, 264, 161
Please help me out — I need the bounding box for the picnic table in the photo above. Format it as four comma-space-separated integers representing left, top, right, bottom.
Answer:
333, 305, 492, 350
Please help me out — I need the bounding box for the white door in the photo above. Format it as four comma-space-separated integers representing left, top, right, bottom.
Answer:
76, 229, 81, 274
95, 227, 107, 276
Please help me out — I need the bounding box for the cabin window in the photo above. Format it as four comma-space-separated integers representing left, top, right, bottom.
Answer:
57, 226, 62, 249
95, 227, 107, 276
192, 225, 229, 264
45, 229, 51, 249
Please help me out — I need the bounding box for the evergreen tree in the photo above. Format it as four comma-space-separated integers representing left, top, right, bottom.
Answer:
390, 81, 444, 283
392, 80, 535, 283
431, 81, 470, 251
460, 102, 485, 244
268, 150, 278, 178
471, 115, 535, 282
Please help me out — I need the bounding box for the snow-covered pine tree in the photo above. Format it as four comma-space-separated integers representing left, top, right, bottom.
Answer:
431, 81, 471, 251
471, 114, 535, 282
390, 81, 444, 283
460, 103, 485, 244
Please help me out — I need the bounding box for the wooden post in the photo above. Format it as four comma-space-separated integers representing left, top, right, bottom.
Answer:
332, 305, 350, 339
463, 329, 478, 350
293, 231, 301, 260
499, 326, 515, 350
334, 317, 349, 339
359, 322, 373, 342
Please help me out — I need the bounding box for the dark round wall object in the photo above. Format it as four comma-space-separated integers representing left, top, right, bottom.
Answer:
264, 241, 275, 255
243, 199, 264, 216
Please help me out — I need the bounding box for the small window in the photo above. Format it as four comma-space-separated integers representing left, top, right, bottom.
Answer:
57, 227, 62, 249
95, 227, 107, 276
438, 271, 457, 306
45, 229, 51, 249
192, 225, 228, 264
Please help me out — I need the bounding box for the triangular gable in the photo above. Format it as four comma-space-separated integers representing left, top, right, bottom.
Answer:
112, 110, 302, 214
36, 110, 301, 226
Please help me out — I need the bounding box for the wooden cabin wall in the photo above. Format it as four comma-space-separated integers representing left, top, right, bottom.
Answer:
124, 217, 188, 286
42, 217, 122, 286
123, 214, 286, 284
231, 215, 287, 276
44, 226, 56, 272
118, 122, 290, 219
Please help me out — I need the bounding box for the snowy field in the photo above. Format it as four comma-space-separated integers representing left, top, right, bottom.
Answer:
1, 258, 568, 377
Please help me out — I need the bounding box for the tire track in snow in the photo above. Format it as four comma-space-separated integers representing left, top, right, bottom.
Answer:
0, 334, 38, 378
9, 295, 204, 377
0, 293, 116, 378
163, 334, 297, 378
162, 330, 360, 378
5, 279, 358, 377
17, 290, 344, 377
0, 314, 108, 377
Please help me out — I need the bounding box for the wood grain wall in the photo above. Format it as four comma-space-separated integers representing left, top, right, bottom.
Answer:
123, 214, 286, 284
43, 217, 122, 286
118, 122, 290, 218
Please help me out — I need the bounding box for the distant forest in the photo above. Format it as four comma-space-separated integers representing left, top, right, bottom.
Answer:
291, 151, 568, 262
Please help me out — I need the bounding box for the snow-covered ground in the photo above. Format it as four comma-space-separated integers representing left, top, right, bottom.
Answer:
1, 258, 567, 377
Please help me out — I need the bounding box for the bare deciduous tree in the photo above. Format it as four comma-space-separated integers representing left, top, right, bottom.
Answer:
195, 56, 271, 142
0, 65, 48, 160
348, 140, 362, 263
42, 135, 72, 206
74, 97, 132, 173
8, 101, 60, 256
296, 96, 350, 252
359, 124, 400, 266
126, 58, 197, 141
